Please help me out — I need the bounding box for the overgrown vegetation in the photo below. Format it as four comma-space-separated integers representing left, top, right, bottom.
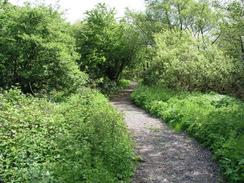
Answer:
130, 0, 244, 182
1, 0, 244, 182
0, 88, 135, 183
143, 29, 244, 96
0, 1, 135, 182
130, 0, 244, 98
132, 85, 244, 182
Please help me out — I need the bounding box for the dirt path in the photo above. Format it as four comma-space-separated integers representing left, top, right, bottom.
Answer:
111, 86, 223, 183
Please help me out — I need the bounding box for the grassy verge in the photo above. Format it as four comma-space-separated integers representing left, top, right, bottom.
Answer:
0, 88, 135, 183
131, 85, 244, 183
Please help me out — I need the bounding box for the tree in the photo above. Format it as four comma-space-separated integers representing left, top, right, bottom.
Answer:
217, 0, 244, 61
0, 2, 86, 93
128, 0, 219, 45
75, 3, 140, 82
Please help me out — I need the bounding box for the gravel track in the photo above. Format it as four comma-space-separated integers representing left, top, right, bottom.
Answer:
111, 86, 224, 183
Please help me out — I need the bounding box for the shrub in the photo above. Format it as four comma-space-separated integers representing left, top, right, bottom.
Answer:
0, 88, 135, 182
131, 85, 244, 182
142, 29, 244, 98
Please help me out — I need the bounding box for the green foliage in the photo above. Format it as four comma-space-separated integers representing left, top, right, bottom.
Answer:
97, 79, 132, 97
132, 85, 244, 182
75, 3, 140, 82
1, 0, 243, 182
0, 2, 86, 93
142, 29, 244, 98
118, 79, 131, 88
0, 88, 135, 182
129, 0, 219, 44
128, 0, 244, 99
217, 1, 244, 61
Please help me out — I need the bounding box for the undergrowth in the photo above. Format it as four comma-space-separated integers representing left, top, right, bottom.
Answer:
0, 88, 135, 183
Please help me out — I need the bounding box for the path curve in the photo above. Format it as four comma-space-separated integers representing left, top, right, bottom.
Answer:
111, 86, 223, 183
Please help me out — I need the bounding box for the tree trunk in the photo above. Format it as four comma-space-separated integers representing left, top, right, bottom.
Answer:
240, 36, 244, 62
165, 10, 172, 29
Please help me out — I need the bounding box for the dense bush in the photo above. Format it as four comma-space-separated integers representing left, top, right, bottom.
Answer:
142, 30, 244, 98
0, 2, 86, 93
0, 88, 135, 183
132, 85, 244, 182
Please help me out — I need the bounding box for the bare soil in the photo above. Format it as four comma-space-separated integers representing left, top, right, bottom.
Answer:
111, 86, 224, 183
